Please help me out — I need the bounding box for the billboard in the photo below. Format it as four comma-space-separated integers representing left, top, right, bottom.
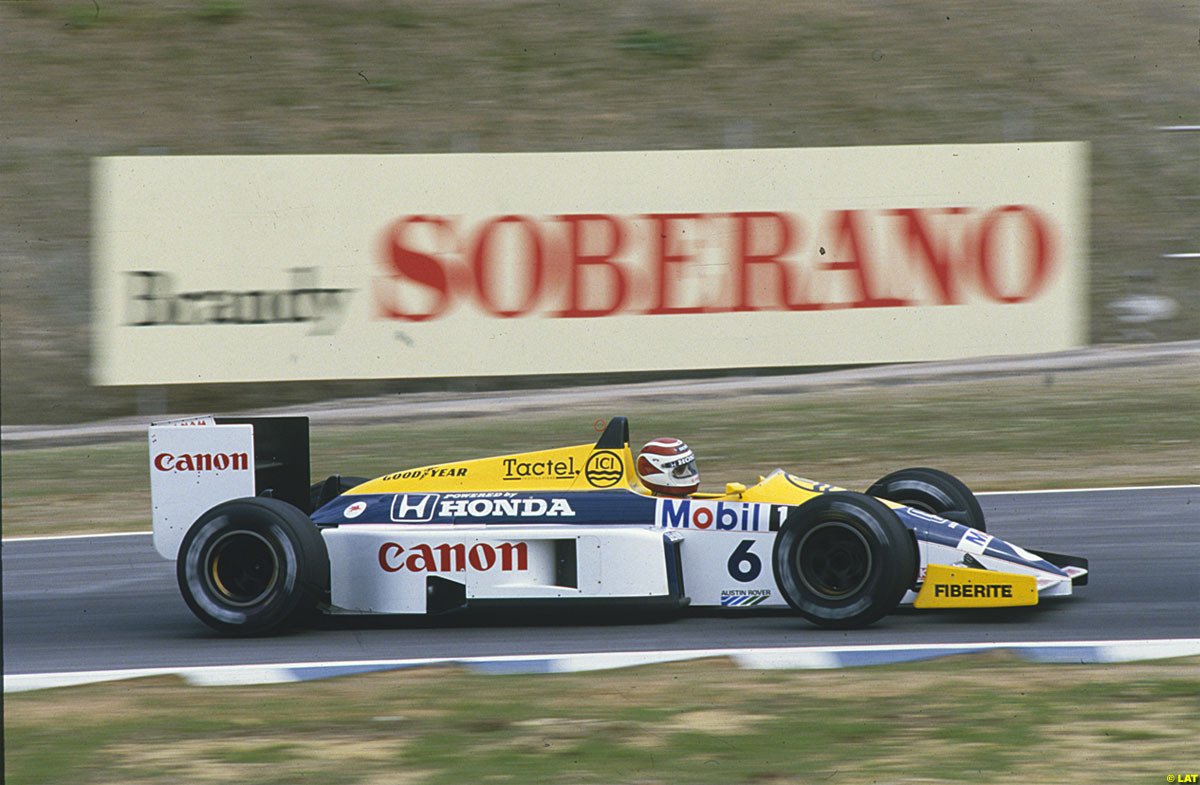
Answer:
93, 144, 1087, 385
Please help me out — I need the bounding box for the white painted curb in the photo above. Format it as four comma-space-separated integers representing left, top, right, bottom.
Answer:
6, 639, 1199, 693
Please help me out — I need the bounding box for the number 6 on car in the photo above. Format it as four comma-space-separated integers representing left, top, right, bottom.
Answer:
149, 415, 1088, 635
727, 540, 762, 583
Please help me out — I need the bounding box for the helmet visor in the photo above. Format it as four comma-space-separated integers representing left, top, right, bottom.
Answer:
670, 458, 698, 479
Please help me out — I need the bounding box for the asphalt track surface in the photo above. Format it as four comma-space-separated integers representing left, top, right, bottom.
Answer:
3, 486, 1197, 677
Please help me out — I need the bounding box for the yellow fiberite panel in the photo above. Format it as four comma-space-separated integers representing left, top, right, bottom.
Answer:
914, 564, 1038, 609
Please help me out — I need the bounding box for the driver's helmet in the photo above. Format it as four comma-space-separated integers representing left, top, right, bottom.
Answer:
636, 438, 700, 496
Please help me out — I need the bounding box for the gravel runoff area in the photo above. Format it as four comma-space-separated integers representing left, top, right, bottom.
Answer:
3, 341, 1197, 451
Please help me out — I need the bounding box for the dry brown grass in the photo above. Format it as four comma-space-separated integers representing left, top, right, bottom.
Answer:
6, 657, 1199, 784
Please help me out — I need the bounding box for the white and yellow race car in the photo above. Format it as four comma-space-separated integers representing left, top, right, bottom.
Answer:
149, 416, 1088, 635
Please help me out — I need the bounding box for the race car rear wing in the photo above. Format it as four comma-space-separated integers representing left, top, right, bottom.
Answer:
148, 416, 310, 559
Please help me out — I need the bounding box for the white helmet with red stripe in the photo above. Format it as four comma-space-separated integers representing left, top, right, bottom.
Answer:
636, 438, 700, 496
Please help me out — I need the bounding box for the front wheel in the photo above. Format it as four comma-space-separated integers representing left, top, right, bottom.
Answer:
772, 492, 917, 629
867, 467, 986, 532
177, 497, 329, 636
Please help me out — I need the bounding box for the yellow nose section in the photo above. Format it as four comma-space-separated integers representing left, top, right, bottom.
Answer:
914, 564, 1038, 608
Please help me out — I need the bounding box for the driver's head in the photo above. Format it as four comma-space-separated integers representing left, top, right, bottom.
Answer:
636, 438, 700, 496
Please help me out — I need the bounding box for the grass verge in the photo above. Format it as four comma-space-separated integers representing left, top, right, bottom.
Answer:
2, 362, 1197, 538
2, 0, 1199, 424
4, 654, 1199, 784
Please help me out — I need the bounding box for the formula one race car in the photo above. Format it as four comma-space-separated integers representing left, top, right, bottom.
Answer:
149, 416, 1088, 635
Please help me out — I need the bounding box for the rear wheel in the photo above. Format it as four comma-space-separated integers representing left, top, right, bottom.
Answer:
177, 497, 328, 635
867, 467, 986, 532
772, 492, 917, 629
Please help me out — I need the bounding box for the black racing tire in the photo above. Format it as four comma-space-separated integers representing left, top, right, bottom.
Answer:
177, 497, 329, 636
772, 492, 917, 629
867, 467, 986, 533
309, 475, 369, 513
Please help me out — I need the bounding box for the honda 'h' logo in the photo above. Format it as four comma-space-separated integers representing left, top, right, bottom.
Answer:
391, 494, 440, 522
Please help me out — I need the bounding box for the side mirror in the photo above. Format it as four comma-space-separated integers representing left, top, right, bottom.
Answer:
725, 482, 747, 496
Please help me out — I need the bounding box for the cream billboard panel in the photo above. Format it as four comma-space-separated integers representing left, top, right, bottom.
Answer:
93, 144, 1087, 385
